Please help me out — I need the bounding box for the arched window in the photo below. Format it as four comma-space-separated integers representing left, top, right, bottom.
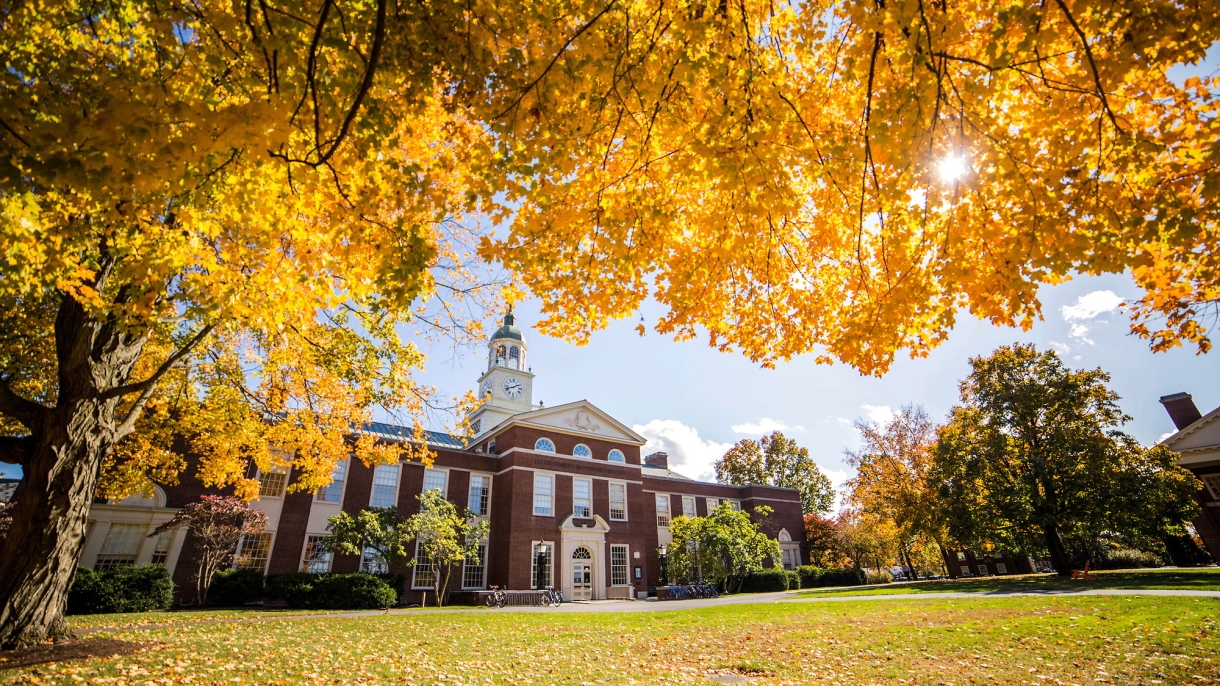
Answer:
778, 528, 792, 542
607, 449, 625, 463
534, 438, 556, 452
572, 444, 592, 458
508, 346, 520, 369
572, 546, 593, 560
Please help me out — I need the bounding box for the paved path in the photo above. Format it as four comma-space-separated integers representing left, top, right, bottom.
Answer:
77, 587, 1219, 634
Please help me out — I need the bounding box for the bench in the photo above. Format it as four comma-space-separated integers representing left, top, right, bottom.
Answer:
1070, 561, 1095, 580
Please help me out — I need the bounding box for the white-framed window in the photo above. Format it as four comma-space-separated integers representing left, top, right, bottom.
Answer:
610, 544, 630, 586
1202, 474, 1220, 499
531, 541, 554, 589
607, 449, 625, 463
257, 469, 288, 498
533, 473, 554, 516
235, 532, 274, 572
727, 499, 742, 511
423, 468, 448, 496
781, 549, 793, 570
960, 565, 971, 576
572, 478, 592, 518
978, 565, 989, 576
316, 459, 348, 503
655, 494, 671, 528
996, 563, 1008, 575
301, 535, 332, 573
362, 546, 389, 574
369, 463, 401, 508
534, 438, 556, 452
411, 541, 435, 589
956, 551, 967, 561
609, 482, 628, 521
462, 543, 487, 589
681, 496, 696, 519
94, 523, 145, 571
572, 444, 592, 458
150, 529, 174, 566
468, 474, 491, 516
706, 497, 720, 512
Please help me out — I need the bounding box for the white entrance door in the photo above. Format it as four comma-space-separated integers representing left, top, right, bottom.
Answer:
571, 546, 593, 600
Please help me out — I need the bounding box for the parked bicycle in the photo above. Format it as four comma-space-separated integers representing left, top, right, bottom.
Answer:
541, 586, 563, 607
663, 583, 718, 600
485, 585, 507, 608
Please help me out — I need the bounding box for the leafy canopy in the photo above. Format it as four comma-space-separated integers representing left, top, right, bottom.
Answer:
930, 344, 1202, 571
715, 432, 835, 515
667, 503, 781, 592
323, 507, 417, 570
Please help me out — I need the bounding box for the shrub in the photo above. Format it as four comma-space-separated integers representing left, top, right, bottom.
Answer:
375, 572, 408, 605
306, 573, 396, 609
797, 565, 867, 588
866, 570, 894, 585
739, 568, 794, 593
266, 572, 319, 607
67, 565, 174, 615
1098, 548, 1165, 570
786, 570, 800, 591
208, 568, 266, 606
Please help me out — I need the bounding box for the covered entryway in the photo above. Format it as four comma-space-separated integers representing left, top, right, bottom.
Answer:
558, 514, 609, 601
571, 546, 593, 600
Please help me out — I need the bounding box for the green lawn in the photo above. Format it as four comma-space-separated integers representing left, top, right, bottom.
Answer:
6, 595, 1219, 684
795, 568, 1220, 598
61, 607, 347, 631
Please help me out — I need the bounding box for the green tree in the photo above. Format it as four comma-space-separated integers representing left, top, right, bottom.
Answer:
715, 432, 834, 515
404, 490, 489, 607
667, 503, 781, 594
323, 507, 417, 573
930, 344, 1202, 574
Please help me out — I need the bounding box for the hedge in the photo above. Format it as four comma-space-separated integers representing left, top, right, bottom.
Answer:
208, 568, 266, 606
67, 565, 174, 615
266, 572, 319, 606
797, 565, 867, 589
739, 568, 800, 593
305, 573, 396, 609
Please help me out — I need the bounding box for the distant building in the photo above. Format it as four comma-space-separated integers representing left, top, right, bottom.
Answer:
54, 310, 803, 603
1157, 392, 1220, 560
0, 478, 17, 504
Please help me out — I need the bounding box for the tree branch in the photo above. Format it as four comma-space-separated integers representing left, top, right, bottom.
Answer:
0, 379, 48, 431
0, 435, 36, 467
103, 324, 216, 402
1051, 0, 1121, 131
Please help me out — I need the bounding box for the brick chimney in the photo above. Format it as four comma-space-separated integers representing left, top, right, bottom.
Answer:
1159, 392, 1203, 431
644, 452, 669, 469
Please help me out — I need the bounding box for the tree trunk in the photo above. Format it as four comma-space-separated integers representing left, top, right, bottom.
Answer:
1042, 523, 1071, 575
0, 403, 114, 648
0, 288, 155, 648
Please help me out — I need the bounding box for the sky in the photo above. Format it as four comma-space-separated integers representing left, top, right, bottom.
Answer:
408, 272, 1220, 505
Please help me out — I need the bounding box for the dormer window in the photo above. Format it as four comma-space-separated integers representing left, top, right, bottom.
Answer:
535, 438, 556, 452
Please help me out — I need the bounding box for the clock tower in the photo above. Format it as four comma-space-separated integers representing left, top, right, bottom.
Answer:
468, 308, 535, 437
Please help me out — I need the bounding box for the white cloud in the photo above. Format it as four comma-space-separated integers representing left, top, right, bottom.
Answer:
1062, 290, 1124, 321
1049, 341, 1071, 355
1068, 323, 1095, 346
731, 418, 804, 435
860, 404, 894, 426
820, 466, 851, 513
632, 419, 733, 482
1158, 430, 1177, 444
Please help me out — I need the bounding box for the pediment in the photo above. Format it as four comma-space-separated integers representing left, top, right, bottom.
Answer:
1164, 406, 1220, 453
508, 400, 646, 445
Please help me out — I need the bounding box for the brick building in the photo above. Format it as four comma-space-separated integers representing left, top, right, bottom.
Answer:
1157, 392, 1220, 560
74, 311, 805, 603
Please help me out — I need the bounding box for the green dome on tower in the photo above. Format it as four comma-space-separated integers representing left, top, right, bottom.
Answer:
490, 308, 524, 343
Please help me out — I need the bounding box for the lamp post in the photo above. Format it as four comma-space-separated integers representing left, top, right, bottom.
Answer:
536, 544, 548, 589
658, 545, 668, 586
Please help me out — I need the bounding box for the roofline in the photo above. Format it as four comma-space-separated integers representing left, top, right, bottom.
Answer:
1161, 403, 1220, 448
473, 399, 648, 446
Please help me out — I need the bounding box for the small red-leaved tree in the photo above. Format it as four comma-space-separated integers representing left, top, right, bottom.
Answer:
152, 496, 267, 606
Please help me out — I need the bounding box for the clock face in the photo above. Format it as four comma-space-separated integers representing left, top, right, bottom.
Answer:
503, 377, 524, 399
480, 379, 493, 397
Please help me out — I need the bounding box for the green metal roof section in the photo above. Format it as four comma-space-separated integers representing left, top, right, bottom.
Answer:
361, 422, 468, 450
641, 464, 696, 481
489, 308, 524, 343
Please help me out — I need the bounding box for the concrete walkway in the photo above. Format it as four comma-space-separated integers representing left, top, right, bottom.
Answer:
77, 587, 1219, 634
